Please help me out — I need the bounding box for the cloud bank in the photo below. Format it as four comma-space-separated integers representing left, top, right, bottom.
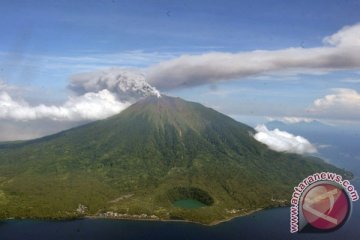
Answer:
309, 88, 360, 120
0, 89, 130, 121
253, 124, 317, 154
0, 69, 161, 122
147, 23, 360, 90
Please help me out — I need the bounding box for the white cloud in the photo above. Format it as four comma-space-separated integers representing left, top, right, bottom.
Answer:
266, 116, 315, 124
323, 24, 360, 47
253, 124, 317, 154
147, 23, 360, 90
340, 78, 360, 83
0, 89, 130, 121
69, 68, 161, 101
280, 117, 314, 124
0, 68, 162, 126
309, 88, 360, 120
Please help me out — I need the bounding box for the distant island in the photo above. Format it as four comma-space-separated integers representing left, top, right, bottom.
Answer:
0, 96, 350, 224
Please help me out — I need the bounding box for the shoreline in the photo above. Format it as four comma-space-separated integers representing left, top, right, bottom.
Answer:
1, 206, 289, 226
84, 207, 266, 226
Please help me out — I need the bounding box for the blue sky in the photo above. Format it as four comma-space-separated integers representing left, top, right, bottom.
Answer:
1, 0, 360, 140
2, 0, 360, 52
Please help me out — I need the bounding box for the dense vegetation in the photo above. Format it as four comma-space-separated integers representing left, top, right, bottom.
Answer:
0, 96, 351, 224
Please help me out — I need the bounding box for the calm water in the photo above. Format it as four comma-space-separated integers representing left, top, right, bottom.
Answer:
173, 199, 206, 209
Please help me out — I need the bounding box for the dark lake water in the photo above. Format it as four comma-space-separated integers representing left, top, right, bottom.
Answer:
172, 199, 207, 209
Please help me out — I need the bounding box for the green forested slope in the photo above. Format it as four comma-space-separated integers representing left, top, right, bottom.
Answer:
0, 96, 350, 224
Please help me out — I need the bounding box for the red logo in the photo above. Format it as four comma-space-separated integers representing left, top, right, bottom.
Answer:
301, 183, 350, 231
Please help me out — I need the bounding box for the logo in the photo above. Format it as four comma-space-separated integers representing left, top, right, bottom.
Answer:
301, 182, 350, 231
290, 172, 358, 233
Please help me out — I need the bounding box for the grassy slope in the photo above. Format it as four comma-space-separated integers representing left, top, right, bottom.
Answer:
0, 96, 350, 224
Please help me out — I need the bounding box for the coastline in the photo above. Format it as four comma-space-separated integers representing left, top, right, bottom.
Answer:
84, 207, 266, 226
1, 205, 290, 226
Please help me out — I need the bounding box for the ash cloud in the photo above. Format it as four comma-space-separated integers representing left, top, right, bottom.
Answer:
0, 68, 163, 140
2, 23, 360, 140
69, 68, 161, 101
0, 69, 161, 123
147, 23, 360, 90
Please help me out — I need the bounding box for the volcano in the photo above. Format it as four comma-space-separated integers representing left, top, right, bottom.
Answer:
0, 96, 349, 224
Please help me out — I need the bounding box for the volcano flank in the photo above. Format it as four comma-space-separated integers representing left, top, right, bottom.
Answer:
0, 96, 350, 224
